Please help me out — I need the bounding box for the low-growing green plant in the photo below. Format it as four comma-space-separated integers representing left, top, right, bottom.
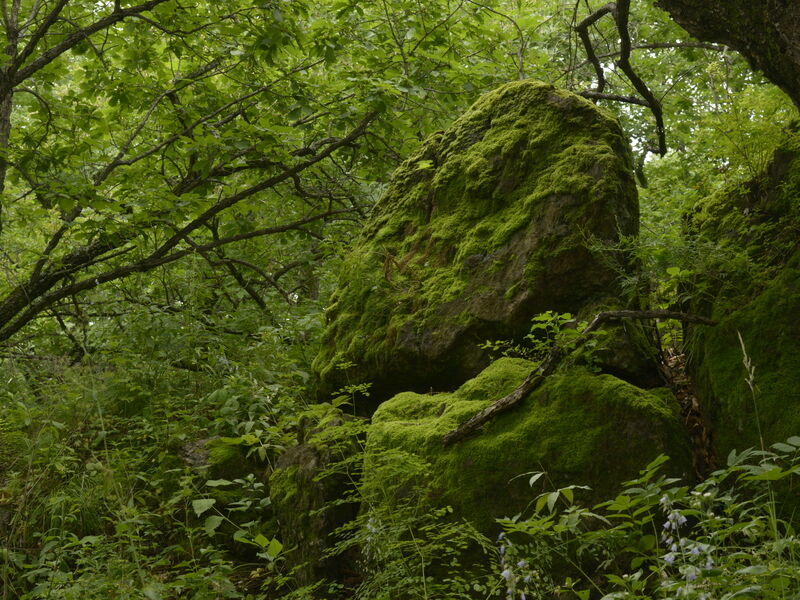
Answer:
495, 442, 800, 600
481, 311, 610, 372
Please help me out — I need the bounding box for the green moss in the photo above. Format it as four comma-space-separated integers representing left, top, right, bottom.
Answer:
690, 128, 800, 288
268, 413, 362, 588
687, 129, 800, 457
691, 259, 800, 455
314, 81, 639, 406
365, 358, 691, 533
269, 464, 299, 507
0, 418, 24, 474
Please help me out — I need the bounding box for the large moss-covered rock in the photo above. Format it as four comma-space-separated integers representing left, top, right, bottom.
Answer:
687, 129, 800, 456
314, 81, 640, 408
691, 257, 800, 456
365, 358, 692, 533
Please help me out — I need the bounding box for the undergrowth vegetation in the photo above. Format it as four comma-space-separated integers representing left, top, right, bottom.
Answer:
0, 1, 799, 598
5, 325, 798, 600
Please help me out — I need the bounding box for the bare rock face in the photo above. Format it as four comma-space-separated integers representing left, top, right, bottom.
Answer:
313, 81, 641, 410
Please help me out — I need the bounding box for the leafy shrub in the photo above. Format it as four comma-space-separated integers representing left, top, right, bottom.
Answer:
496, 441, 800, 599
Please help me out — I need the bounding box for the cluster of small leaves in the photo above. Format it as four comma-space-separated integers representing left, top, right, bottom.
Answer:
481, 311, 609, 370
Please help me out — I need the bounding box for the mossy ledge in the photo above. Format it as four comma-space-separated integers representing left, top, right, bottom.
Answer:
365, 357, 692, 534
313, 80, 639, 409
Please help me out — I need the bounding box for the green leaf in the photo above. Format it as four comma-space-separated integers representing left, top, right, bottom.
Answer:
528, 472, 544, 487
266, 537, 283, 559
771, 442, 796, 453
736, 565, 769, 575
203, 515, 224, 535
546, 491, 559, 513
722, 585, 762, 599
638, 534, 656, 551
232, 529, 248, 543
192, 498, 216, 517
205, 479, 233, 487
142, 586, 162, 600
744, 465, 788, 481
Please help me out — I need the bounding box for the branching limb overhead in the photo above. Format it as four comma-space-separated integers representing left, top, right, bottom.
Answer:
574, 0, 667, 155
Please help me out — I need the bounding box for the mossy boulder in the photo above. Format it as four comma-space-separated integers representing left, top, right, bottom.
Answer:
269, 405, 362, 589
687, 129, 800, 457
365, 358, 692, 533
314, 80, 640, 409
690, 253, 800, 456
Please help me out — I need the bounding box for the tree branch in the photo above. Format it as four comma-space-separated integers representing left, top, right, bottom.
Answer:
0, 207, 356, 344
9, 0, 171, 88
578, 91, 649, 106
614, 0, 666, 155
575, 2, 616, 94
574, 0, 668, 155
149, 111, 377, 262
441, 310, 717, 446
571, 41, 725, 72
10, 0, 69, 73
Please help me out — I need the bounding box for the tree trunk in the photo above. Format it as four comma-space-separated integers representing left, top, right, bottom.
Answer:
656, 0, 800, 110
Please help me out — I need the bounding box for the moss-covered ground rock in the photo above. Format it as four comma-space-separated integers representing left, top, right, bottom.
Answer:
691, 254, 800, 456
269, 405, 361, 589
365, 358, 692, 533
314, 81, 639, 408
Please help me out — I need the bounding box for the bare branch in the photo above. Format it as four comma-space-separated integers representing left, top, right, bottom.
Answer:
571, 41, 725, 72
575, 2, 616, 94
574, 0, 667, 155
614, 0, 667, 155
18, 0, 44, 34
10, 0, 69, 72
578, 90, 649, 106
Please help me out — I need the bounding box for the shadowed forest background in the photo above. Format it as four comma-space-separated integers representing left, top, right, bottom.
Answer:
1, 1, 799, 598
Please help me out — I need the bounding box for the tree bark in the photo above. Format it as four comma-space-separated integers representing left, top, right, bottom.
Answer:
656, 0, 800, 110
